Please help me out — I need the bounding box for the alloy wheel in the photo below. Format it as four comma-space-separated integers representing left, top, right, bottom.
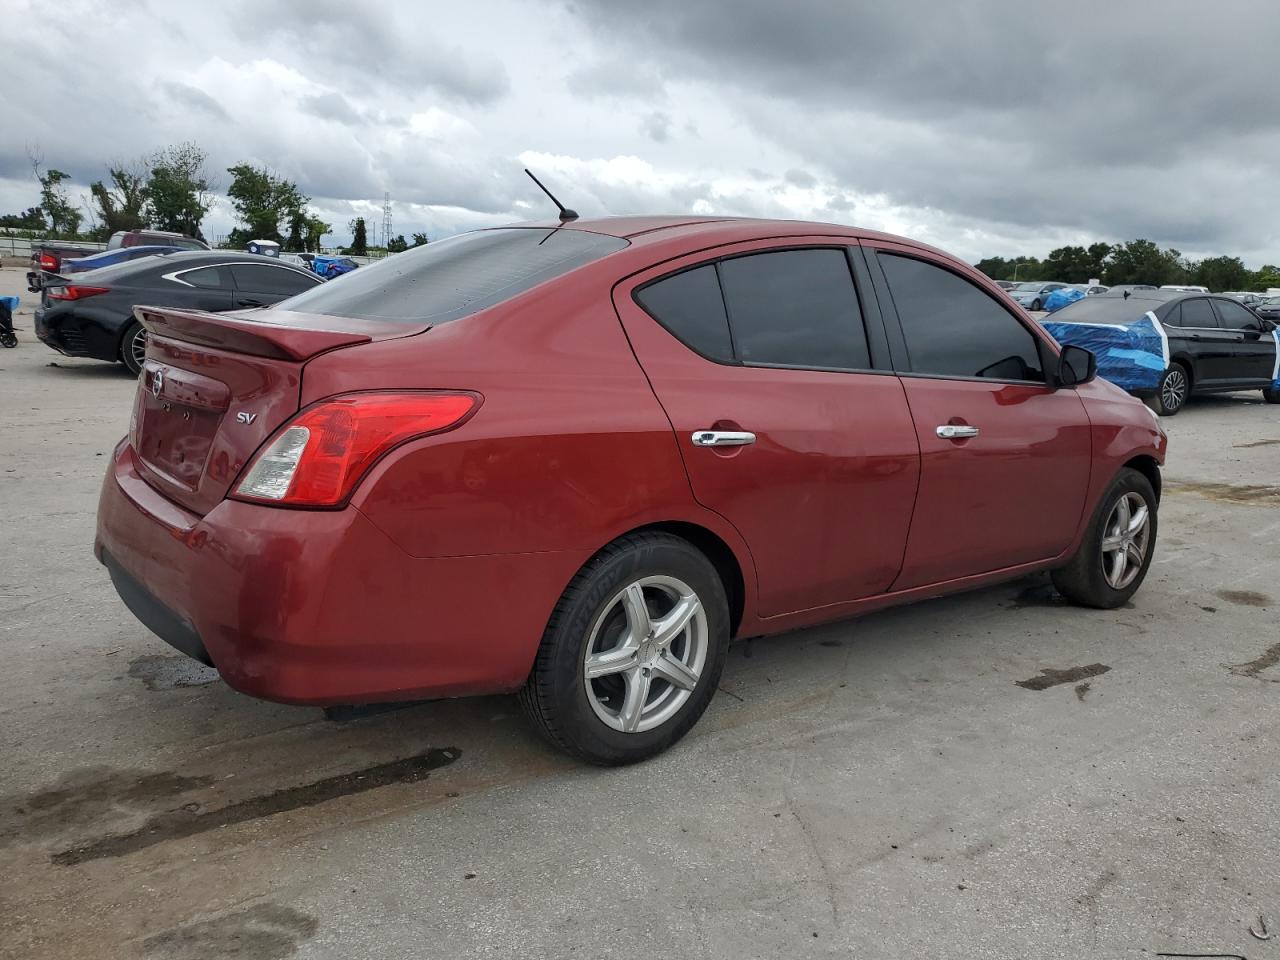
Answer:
1161, 367, 1187, 412
1100, 492, 1151, 590
131, 329, 148, 369
582, 575, 708, 734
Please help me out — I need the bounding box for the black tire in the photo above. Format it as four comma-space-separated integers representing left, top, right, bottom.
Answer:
1149, 362, 1189, 416
519, 531, 730, 765
1030, 298, 1042, 311
1052, 467, 1158, 609
1263, 387, 1280, 404
0, 331, 15, 349
120, 323, 146, 376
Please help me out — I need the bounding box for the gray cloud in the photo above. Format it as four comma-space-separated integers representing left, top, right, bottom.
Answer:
640, 111, 673, 143
298, 92, 364, 127
161, 82, 231, 122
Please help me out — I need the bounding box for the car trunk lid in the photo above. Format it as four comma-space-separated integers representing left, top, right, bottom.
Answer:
131, 306, 424, 515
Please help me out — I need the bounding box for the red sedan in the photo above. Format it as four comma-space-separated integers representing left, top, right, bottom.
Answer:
96, 217, 1166, 764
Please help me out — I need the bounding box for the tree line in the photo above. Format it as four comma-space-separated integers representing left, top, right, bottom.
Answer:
976, 240, 1280, 292
0, 144, 428, 255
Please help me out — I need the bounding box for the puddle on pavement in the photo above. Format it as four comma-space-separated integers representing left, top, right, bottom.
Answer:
1074, 682, 1091, 701
53, 746, 460, 866
128, 655, 220, 691
1015, 663, 1110, 691
1227, 642, 1280, 681
0, 767, 214, 844
143, 903, 317, 960
1215, 589, 1272, 608
1165, 480, 1280, 505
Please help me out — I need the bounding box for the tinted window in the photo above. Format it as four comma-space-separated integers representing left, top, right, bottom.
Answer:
635, 265, 733, 360
1180, 299, 1218, 328
277, 228, 628, 325
175, 266, 231, 290
1212, 298, 1260, 329
230, 263, 319, 296
718, 249, 869, 369
879, 253, 1044, 381
1163, 304, 1183, 327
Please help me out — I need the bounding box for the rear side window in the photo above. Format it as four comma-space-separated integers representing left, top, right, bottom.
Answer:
230, 263, 319, 296
1212, 298, 1260, 329
1180, 299, 1218, 328
718, 250, 869, 369
879, 253, 1044, 382
634, 265, 733, 360
1163, 304, 1183, 327
277, 228, 628, 325
174, 266, 232, 290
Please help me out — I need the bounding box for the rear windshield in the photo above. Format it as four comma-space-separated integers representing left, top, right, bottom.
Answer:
1048, 296, 1158, 324
276, 227, 629, 325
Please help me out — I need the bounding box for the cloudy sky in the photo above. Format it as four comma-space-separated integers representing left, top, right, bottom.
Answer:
2, 0, 1278, 264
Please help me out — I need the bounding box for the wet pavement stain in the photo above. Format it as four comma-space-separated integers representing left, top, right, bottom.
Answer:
1015, 664, 1111, 691
128, 655, 220, 691
817, 639, 843, 648
142, 903, 317, 960
1215, 589, 1272, 608
1232, 438, 1280, 448
53, 746, 461, 866
1165, 480, 1280, 505
1075, 682, 1091, 701
0, 767, 214, 845
1227, 642, 1280, 681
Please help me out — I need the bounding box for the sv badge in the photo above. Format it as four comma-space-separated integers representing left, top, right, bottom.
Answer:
236, 412, 258, 425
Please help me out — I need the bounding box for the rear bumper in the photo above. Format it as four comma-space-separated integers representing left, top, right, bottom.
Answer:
95, 442, 577, 705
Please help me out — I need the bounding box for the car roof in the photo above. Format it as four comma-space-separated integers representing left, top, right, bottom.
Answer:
79, 250, 316, 282
1092, 289, 1236, 304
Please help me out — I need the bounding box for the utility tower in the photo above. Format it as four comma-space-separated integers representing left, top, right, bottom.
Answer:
381, 191, 393, 248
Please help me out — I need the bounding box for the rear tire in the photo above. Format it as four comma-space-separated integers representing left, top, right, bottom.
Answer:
120, 323, 146, 376
1263, 387, 1280, 404
1149, 362, 1189, 416
1052, 467, 1157, 609
519, 532, 729, 765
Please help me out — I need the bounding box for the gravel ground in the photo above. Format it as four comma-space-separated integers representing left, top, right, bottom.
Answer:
0, 267, 1277, 960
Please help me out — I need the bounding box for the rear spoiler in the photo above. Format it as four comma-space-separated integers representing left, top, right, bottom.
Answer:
134, 306, 374, 361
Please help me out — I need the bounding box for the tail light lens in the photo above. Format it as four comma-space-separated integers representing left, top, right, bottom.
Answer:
47, 285, 109, 301
38, 253, 59, 270
232, 391, 480, 508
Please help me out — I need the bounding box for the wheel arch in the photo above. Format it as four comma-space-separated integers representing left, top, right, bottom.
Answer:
1123, 454, 1162, 502
1167, 352, 1195, 389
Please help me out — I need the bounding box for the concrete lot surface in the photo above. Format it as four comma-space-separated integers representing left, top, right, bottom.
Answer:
0, 267, 1277, 959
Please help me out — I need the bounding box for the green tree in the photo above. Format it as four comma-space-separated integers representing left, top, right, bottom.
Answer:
0, 207, 46, 230
1251, 265, 1280, 292
1192, 255, 1249, 292
411, 232, 429, 247
226, 164, 308, 243
284, 209, 307, 252
346, 217, 368, 256
1102, 239, 1186, 286
1042, 246, 1092, 283
148, 143, 213, 237
304, 216, 331, 252
386, 234, 408, 253
90, 164, 149, 235
38, 168, 83, 237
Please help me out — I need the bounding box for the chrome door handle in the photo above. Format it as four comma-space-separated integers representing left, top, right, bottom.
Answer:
936, 424, 979, 439
692, 430, 756, 447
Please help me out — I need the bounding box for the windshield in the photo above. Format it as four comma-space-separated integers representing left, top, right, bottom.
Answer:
277, 228, 629, 325
1013, 282, 1043, 291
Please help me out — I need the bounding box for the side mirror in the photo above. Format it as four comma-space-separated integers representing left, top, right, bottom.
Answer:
1057, 344, 1097, 388
1262, 318, 1277, 332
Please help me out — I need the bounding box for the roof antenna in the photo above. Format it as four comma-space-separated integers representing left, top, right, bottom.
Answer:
525, 168, 578, 222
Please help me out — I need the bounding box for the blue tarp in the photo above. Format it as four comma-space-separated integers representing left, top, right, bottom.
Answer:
1042, 311, 1169, 393
1044, 287, 1086, 312
0, 295, 18, 312
1272, 330, 1280, 391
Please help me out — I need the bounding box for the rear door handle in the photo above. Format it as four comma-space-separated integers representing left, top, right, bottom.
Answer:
937, 424, 980, 439
692, 430, 756, 447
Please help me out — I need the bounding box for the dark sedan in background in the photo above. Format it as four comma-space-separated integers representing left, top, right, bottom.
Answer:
35, 251, 323, 374
1044, 289, 1278, 415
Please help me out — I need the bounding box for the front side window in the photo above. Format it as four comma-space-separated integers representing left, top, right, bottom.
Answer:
278, 227, 628, 325
717, 249, 870, 369
1212, 298, 1260, 329
879, 253, 1044, 382
1180, 299, 1219, 328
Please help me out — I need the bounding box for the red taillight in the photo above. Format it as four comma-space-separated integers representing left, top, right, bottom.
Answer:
232, 391, 480, 508
38, 252, 59, 271
47, 285, 109, 301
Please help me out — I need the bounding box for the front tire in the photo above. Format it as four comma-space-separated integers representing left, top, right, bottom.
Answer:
1052, 467, 1157, 609
120, 323, 146, 376
519, 532, 729, 765
1030, 298, 1042, 311
1150, 362, 1189, 416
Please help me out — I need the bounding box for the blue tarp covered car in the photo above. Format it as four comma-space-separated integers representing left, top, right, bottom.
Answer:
1042, 289, 1280, 415
1043, 286, 1086, 313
